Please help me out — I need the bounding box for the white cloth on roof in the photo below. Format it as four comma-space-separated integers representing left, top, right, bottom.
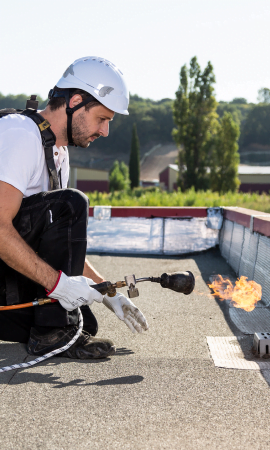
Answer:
0, 113, 69, 197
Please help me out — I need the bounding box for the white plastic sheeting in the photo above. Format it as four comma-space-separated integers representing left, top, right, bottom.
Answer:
163, 218, 218, 255
228, 223, 245, 274
239, 228, 259, 281
229, 307, 270, 334
219, 219, 233, 262
87, 217, 163, 254
219, 219, 270, 306
87, 217, 219, 255
206, 207, 223, 230
253, 236, 270, 307
93, 205, 111, 220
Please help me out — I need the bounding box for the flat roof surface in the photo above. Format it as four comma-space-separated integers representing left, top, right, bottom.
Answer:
0, 251, 270, 449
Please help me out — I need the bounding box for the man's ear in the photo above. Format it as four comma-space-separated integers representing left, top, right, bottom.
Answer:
69, 94, 83, 108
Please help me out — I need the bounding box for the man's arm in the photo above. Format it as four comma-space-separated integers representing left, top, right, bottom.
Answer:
83, 258, 105, 283
0, 181, 58, 291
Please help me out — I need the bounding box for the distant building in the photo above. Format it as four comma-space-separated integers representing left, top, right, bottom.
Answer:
140, 143, 178, 187
159, 164, 270, 193
141, 179, 159, 188
238, 166, 270, 193
159, 164, 179, 191
69, 167, 109, 193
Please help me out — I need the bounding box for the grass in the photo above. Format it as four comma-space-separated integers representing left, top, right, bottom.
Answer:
86, 187, 270, 213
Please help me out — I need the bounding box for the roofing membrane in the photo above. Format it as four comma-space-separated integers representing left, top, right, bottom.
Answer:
87, 216, 219, 255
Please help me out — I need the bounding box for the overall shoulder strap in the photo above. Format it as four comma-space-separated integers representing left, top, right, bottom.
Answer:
21, 109, 60, 191
0, 108, 23, 118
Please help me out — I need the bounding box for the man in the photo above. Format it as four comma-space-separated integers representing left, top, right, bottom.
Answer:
0, 56, 148, 360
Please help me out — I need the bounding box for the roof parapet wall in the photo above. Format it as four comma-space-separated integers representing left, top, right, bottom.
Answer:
89, 206, 208, 218
220, 207, 270, 307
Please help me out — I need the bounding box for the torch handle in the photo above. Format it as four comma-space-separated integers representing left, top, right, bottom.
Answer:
92, 281, 114, 296
92, 280, 127, 297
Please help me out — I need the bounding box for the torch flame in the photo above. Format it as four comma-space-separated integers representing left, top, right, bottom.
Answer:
208, 275, 262, 312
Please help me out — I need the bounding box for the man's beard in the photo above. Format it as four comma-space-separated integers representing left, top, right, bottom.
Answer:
70, 114, 100, 148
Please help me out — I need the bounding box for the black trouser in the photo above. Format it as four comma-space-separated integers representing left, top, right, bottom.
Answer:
0, 189, 98, 343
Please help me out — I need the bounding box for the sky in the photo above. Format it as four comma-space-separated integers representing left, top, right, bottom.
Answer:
0, 0, 269, 103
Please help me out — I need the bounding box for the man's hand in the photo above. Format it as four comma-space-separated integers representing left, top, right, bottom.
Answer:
47, 271, 103, 311
103, 292, 149, 334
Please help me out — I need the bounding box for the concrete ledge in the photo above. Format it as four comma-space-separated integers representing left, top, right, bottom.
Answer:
89, 206, 208, 218
254, 216, 270, 237
88, 206, 270, 233
224, 207, 270, 235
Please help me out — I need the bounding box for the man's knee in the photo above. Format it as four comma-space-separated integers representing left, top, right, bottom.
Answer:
61, 189, 89, 214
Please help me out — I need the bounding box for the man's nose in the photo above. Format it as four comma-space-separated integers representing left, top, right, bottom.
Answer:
99, 122, 109, 137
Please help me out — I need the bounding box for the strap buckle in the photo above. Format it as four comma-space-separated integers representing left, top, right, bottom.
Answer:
41, 135, 56, 148
66, 107, 74, 115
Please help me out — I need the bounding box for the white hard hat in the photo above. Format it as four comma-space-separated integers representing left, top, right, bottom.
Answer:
56, 56, 129, 115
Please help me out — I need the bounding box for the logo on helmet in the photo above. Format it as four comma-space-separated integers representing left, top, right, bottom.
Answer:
99, 86, 114, 97
63, 64, 75, 78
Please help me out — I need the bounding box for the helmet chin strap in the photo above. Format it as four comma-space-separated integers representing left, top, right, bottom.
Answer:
48, 87, 97, 146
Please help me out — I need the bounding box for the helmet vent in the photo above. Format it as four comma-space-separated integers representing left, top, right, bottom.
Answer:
99, 86, 114, 97
63, 64, 74, 78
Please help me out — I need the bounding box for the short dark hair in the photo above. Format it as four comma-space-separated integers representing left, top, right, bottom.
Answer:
48, 87, 101, 112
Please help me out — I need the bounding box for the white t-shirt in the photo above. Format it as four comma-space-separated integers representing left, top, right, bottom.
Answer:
0, 113, 69, 197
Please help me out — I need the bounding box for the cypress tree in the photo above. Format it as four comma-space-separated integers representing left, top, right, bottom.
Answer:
129, 123, 140, 188
172, 56, 218, 191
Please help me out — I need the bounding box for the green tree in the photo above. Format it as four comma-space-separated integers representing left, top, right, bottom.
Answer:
0, 92, 47, 110
172, 56, 218, 190
257, 88, 270, 104
230, 98, 247, 105
241, 104, 270, 147
210, 112, 240, 193
119, 161, 130, 186
216, 101, 251, 127
109, 160, 130, 191
129, 123, 140, 188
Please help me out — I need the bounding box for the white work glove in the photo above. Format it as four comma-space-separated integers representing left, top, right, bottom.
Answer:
103, 292, 149, 334
47, 271, 103, 311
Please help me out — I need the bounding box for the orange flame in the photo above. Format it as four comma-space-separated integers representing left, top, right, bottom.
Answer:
208, 275, 262, 312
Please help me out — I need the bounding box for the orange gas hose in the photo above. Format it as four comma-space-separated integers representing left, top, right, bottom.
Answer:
0, 302, 34, 310
0, 298, 58, 310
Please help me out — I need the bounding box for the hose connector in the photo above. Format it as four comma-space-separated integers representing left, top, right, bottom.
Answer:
37, 298, 55, 306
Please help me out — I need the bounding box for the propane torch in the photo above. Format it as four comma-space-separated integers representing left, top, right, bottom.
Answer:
91, 270, 195, 298
0, 271, 195, 311
0, 270, 195, 373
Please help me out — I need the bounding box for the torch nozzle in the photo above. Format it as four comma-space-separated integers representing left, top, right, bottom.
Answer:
136, 271, 195, 294
159, 271, 195, 295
